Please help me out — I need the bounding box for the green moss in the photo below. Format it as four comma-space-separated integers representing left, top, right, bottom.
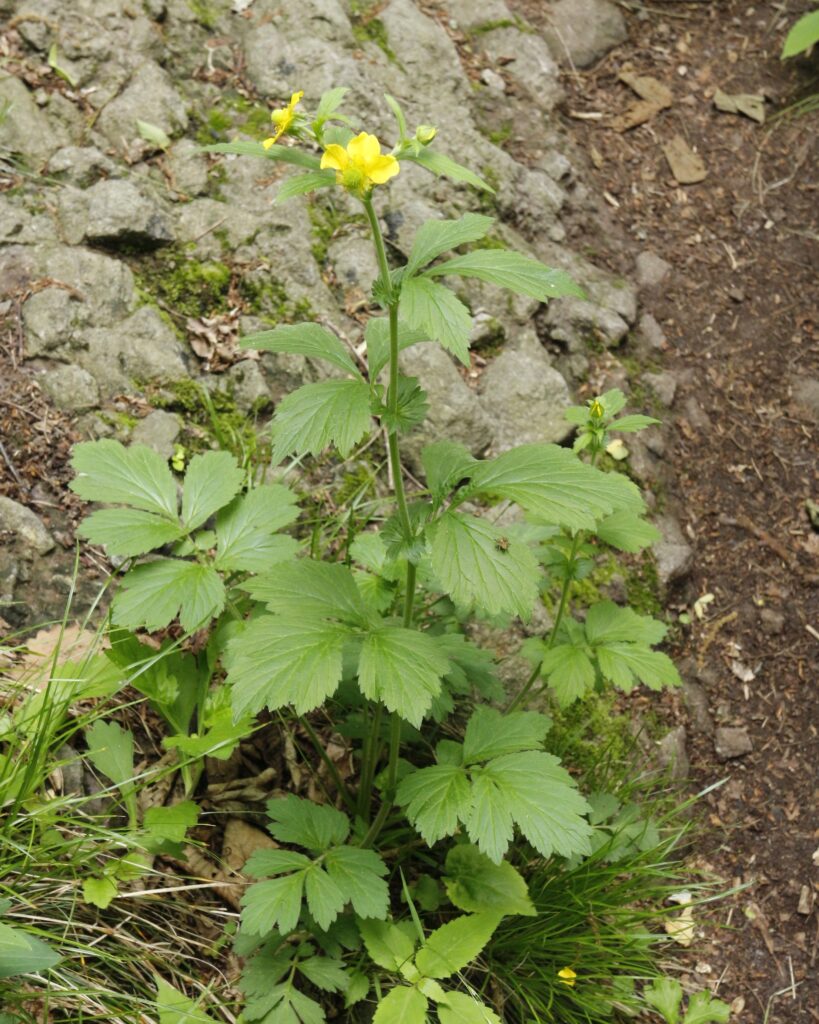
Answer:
546, 690, 637, 781
350, 1, 398, 62
470, 16, 532, 36
308, 197, 368, 267
480, 121, 513, 148
186, 0, 221, 29
133, 249, 233, 319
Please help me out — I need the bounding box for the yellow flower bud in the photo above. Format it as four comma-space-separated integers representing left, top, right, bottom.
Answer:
415, 124, 437, 145
589, 399, 604, 419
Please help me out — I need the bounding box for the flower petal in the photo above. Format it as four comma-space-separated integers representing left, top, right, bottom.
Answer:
320, 144, 348, 172
347, 132, 381, 170
367, 154, 400, 184
262, 137, 276, 150
289, 90, 304, 108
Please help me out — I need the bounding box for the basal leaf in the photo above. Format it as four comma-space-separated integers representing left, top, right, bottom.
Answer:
643, 977, 683, 1024
438, 992, 502, 1024
539, 643, 596, 705
468, 444, 643, 531
406, 214, 494, 276
399, 277, 472, 365
424, 250, 584, 302
78, 508, 183, 557
83, 876, 118, 910
241, 874, 307, 936
112, 560, 225, 633
461, 707, 550, 764
357, 626, 450, 727
430, 512, 540, 620
444, 844, 536, 917
228, 615, 350, 717
270, 380, 373, 463
683, 990, 731, 1024
266, 795, 349, 851
85, 719, 137, 824
215, 484, 299, 573
358, 919, 416, 972
396, 764, 471, 845
304, 866, 346, 931
70, 439, 177, 518
181, 451, 245, 531
373, 986, 428, 1024
415, 913, 501, 980
240, 323, 361, 378
595, 510, 661, 552
143, 801, 199, 845
596, 645, 681, 693
324, 846, 389, 920
243, 560, 367, 626
365, 317, 429, 378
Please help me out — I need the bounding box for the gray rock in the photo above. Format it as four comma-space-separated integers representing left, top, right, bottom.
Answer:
166, 139, 210, 197
791, 377, 819, 419
636, 250, 671, 289
683, 396, 712, 432
656, 726, 689, 782
39, 363, 101, 412
96, 62, 188, 159
545, 296, 629, 350
72, 180, 174, 250
544, 0, 627, 68
76, 306, 189, 396
0, 550, 18, 609
681, 679, 714, 735
46, 146, 118, 188
444, 0, 513, 31
218, 360, 272, 414
0, 197, 52, 245
714, 726, 753, 761
478, 330, 572, 452
131, 410, 180, 458
23, 287, 90, 358
480, 68, 506, 93
400, 343, 492, 469
478, 26, 561, 111
653, 514, 694, 587
0, 496, 55, 555
634, 312, 667, 353
328, 234, 379, 292
378, 0, 469, 104
643, 371, 677, 408
759, 607, 785, 635
0, 75, 68, 164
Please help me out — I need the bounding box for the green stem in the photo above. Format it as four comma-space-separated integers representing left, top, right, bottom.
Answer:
360, 713, 401, 848
357, 702, 383, 820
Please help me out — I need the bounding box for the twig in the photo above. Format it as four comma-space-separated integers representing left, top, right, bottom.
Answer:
0, 440, 24, 488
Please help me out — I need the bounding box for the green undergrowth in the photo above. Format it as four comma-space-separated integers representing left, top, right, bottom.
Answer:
133, 248, 233, 320
350, 0, 398, 62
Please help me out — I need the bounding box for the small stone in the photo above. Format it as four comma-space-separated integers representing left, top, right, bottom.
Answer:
656, 726, 689, 782
544, 0, 627, 68
0, 496, 55, 555
220, 360, 272, 414
683, 395, 712, 432
634, 312, 667, 352
446, 0, 512, 30
96, 62, 188, 159
131, 410, 180, 459
759, 607, 785, 635
545, 296, 629, 350
653, 514, 694, 587
480, 67, 506, 93
635, 250, 671, 289
166, 139, 209, 197
681, 680, 714, 735
0, 75, 68, 164
83, 180, 174, 250
327, 234, 379, 291
791, 377, 819, 420
714, 726, 753, 761
46, 146, 117, 188
478, 27, 561, 111
39, 364, 100, 412
643, 371, 677, 408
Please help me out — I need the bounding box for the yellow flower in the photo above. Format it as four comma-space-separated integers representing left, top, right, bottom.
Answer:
263, 91, 303, 149
320, 132, 400, 194
557, 967, 577, 987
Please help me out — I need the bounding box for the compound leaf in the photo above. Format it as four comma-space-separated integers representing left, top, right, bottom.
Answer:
358, 919, 416, 973
243, 560, 367, 626
373, 986, 428, 1024
430, 512, 540, 621
365, 317, 429, 379
399, 277, 472, 366
324, 846, 389, 920
357, 626, 450, 727
266, 795, 349, 851
240, 323, 361, 378
270, 380, 372, 463
683, 990, 731, 1024
297, 956, 348, 994
71, 439, 177, 519
78, 508, 183, 557
585, 601, 667, 647
596, 644, 681, 693
241, 874, 306, 936
215, 484, 299, 573
112, 560, 225, 633
643, 978, 683, 1024
396, 764, 471, 845
462, 707, 550, 764
539, 643, 596, 706
304, 866, 346, 931
181, 451, 245, 531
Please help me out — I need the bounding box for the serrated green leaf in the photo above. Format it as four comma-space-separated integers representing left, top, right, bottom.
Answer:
83, 875, 118, 910
468, 751, 591, 863
610, 414, 660, 433
297, 956, 348, 993
214, 484, 299, 572
244, 849, 313, 878
358, 919, 416, 972
78, 508, 183, 557
399, 277, 472, 365
314, 87, 349, 125
365, 317, 429, 378
683, 990, 731, 1024
0, 922, 60, 978
436, 634, 503, 702
228, 615, 350, 717
420, 441, 477, 500
242, 874, 307, 936
270, 380, 373, 463
406, 214, 494, 276
405, 148, 494, 192
155, 974, 216, 1024
182, 451, 245, 531
596, 644, 681, 692
304, 866, 346, 931
430, 512, 540, 620
136, 120, 171, 150
643, 978, 683, 1024
462, 707, 550, 764
373, 986, 428, 1024
85, 719, 136, 823
70, 439, 177, 519
112, 560, 225, 633
357, 626, 450, 726
415, 913, 501, 980
275, 169, 336, 203
243, 560, 367, 625
344, 971, 369, 1007
324, 846, 389, 920
396, 764, 471, 845
202, 140, 321, 169
782, 10, 819, 57
444, 845, 535, 917
595, 509, 661, 552
267, 795, 349, 851
585, 601, 667, 647
469, 444, 643, 531
424, 250, 583, 302
143, 801, 199, 844
438, 992, 502, 1024
539, 643, 596, 705
240, 324, 361, 378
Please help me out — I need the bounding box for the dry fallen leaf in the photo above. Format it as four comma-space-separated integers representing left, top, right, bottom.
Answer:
665, 905, 695, 946
613, 70, 673, 132
714, 88, 765, 124
663, 134, 708, 184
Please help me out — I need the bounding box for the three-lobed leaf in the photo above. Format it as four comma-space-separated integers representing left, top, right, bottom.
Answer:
358, 626, 450, 727
406, 214, 494, 277
112, 560, 225, 633
214, 484, 299, 573
270, 380, 373, 463
70, 440, 177, 518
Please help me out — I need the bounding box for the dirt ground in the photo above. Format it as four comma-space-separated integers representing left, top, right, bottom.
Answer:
508, 0, 819, 1019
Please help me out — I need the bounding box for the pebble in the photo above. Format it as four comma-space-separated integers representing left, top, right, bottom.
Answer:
714, 726, 753, 761
0, 496, 55, 555
759, 607, 785, 635
131, 410, 181, 460
635, 250, 672, 289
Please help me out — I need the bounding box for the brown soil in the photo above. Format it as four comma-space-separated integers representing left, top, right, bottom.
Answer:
509, 1, 819, 1020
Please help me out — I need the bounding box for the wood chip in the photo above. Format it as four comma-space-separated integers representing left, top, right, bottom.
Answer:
620, 70, 673, 107
662, 134, 708, 183
797, 885, 814, 916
